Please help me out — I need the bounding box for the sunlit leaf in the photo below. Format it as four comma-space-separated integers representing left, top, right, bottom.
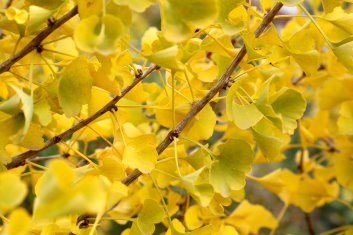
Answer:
58, 56, 93, 117
0, 172, 27, 214
210, 139, 253, 197
160, 0, 218, 42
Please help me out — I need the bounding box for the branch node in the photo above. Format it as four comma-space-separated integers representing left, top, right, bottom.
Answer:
76, 214, 92, 229
63, 152, 70, 158
53, 135, 62, 143
109, 104, 118, 113
135, 69, 143, 78
169, 130, 180, 140
47, 17, 56, 26
36, 45, 44, 54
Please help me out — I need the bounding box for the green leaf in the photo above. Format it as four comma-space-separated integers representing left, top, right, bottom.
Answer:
58, 56, 93, 117
160, 0, 218, 42
209, 139, 253, 197
271, 88, 307, 134
251, 119, 289, 162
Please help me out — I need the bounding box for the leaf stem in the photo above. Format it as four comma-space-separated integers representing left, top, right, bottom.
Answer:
298, 4, 333, 49
179, 136, 216, 159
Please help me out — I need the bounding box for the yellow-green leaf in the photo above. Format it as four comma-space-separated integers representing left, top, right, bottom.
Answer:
251, 119, 289, 162
130, 199, 165, 235
114, 0, 155, 12
210, 139, 253, 197
338, 100, 353, 135
1, 208, 31, 235
123, 141, 158, 173
58, 56, 93, 117
74, 14, 125, 54
160, 0, 218, 42
0, 172, 28, 214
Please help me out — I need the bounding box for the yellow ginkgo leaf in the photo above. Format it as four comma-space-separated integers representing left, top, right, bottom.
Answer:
145, 46, 184, 70
160, 0, 218, 42
182, 168, 215, 206
251, 119, 289, 162
226, 200, 278, 234
106, 181, 128, 210
209, 139, 253, 197
130, 199, 165, 235
20, 123, 45, 150
216, 0, 245, 34
26, 5, 55, 34
74, 14, 125, 54
0, 115, 24, 163
0, 172, 28, 214
5, 7, 28, 24
77, 0, 103, 18
98, 157, 125, 182
123, 140, 158, 173
185, 205, 203, 230
338, 100, 353, 135
1, 208, 31, 235
58, 56, 93, 117
271, 88, 307, 134
334, 150, 353, 192
114, 0, 155, 12
10, 85, 33, 134
318, 77, 353, 109
33, 160, 107, 221
322, 0, 343, 13
295, 175, 339, 212
324, 7, 353, 35
332, 40, 353, 73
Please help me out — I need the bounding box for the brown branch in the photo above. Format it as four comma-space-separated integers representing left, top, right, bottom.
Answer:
0, 6, 78, 74
5, 0, 14, 9
30, 153, 70, 162
6, 65, 159, 169
121, 2, 284, 186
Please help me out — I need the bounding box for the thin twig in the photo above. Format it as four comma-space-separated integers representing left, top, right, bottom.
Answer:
5, 0, 14, 9
0, 6, 78, 74
31, 153, 69, 162
6, 65, 159, 169
121, 2, 284, 186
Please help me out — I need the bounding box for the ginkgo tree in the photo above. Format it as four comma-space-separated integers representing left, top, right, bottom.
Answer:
0, 0, 353, 234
